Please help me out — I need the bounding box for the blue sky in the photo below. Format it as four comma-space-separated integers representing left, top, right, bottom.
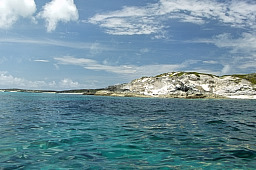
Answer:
0, 0, 255, 90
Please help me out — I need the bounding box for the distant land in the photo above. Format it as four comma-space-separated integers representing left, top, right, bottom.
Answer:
1, 72, 256, 99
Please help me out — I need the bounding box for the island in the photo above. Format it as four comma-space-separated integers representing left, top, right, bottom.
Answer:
1, 72, 256, 99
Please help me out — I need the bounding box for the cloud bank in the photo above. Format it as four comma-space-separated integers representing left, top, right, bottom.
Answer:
212, 33, 256, 54
0, 0, 36, 29
89, 0, 256, 37
196, 32, 256, 72
0, 37, 110, 52
54, 56, 194, 79
0, 72, 83, 90
37, 0, 79, 32
0, 71, 49, 89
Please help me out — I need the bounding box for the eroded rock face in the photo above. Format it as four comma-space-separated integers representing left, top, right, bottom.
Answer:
113, 72, 256, 99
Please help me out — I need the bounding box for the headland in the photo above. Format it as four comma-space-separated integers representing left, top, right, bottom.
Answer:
1, 72, 256, 99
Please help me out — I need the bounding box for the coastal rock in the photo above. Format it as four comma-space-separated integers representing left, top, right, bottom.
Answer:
109, 72, 256, 99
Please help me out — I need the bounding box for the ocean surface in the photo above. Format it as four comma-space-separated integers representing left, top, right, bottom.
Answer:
0, 92, 255, 169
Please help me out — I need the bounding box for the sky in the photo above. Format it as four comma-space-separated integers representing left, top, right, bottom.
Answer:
0, 0, 255, 90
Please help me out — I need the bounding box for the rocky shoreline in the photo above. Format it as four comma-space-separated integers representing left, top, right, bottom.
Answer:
83, 72, 256, 99
1, 72, 256, 99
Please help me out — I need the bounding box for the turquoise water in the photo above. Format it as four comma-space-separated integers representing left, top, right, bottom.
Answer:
0, 92, 255, 169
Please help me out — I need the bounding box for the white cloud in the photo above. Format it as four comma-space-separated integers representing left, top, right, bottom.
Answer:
140, 48, 150, 53
34, 59, 49, 63
89, 43, 105, 56
88, 4, 164, 36
59, 78, 80, 89
0, 71, 49, 89
212, 33, 256, 54
221, 65, 232, 75
0, 0, 36, 29
193, 32, 256, 73
55, 56, 97, 66
0, 37, 111, 51
178, 14, 205, 25
0, 71, 85, 90
225, 1, 256, 29
203, 60, 218, 64
237, 55, 256, 70
55, 56, 136, 74
54, 56, 194, 78
88, 0, 256, 37
239, 62, 256, 70
37, 0, 79, 32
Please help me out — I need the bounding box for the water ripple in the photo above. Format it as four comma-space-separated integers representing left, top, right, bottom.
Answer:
0, 93, 255, 169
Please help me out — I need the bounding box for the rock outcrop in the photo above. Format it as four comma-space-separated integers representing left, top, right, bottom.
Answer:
93, 72, 256, 99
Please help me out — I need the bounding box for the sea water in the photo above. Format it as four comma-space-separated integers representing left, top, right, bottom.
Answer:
0, 92, 255, 169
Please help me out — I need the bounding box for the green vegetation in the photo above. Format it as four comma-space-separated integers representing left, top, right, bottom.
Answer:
175, 71, 217, 77
187, 72, 200, 77
156, 71, 215, 78
175, 72, 186, 77
231, 73, 256, 85
141, 76, 150, 79
59, 89, 105, 95
156, 73, 170, 77
233, 79, 242, 84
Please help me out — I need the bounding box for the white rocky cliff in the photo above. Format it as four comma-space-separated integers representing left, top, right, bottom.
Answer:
97, 72, 256, 99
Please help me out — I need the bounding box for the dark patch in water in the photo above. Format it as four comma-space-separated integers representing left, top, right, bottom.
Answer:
205, 120, 226, 124
229, 149, 256, 159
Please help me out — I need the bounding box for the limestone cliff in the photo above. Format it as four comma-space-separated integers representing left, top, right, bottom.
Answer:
97, 72, 256, 99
